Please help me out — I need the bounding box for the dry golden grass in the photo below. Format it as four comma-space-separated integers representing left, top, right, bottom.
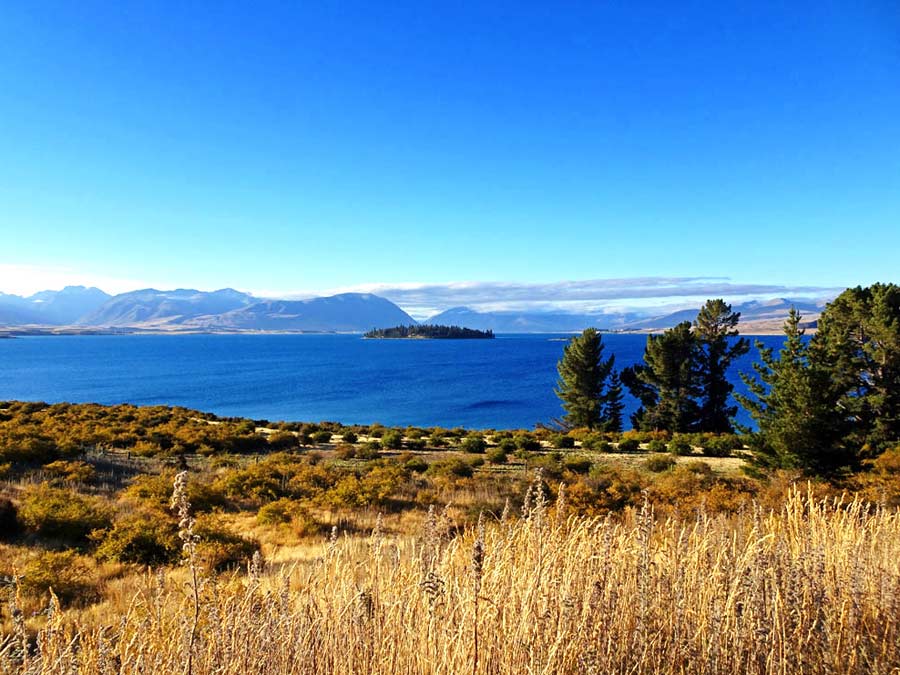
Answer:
3, 481, 900, 674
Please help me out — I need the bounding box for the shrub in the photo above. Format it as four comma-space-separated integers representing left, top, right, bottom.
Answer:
405, 438, 427, 450
487, 447, 508, 464
646, 440, 668, 454
403, 456, 429, 473
356, 441, 382, 460
701, 438, 734, 458
645, 454, 677, 473
333, 444, 357, 460
42, 460, 96, 484
341, 431, 358, 444
94, 510, 180, 565
427, 458, 474, 479
257, 498, 297, 526
267, 431, 299, 450
553, 435, 576, 449
617, 439, 641, 453
515, 434, 542, 452
381, 430, 404, 450
668, 439, 694, 456
19, 483, 112, 543
462, 435, 487, 454
497, 438, 518, 453
311, 431, 334, 445
563, 456, 592, 474
194, 515, 259, 571
0, 497, 18, 538
427, 433, 447, 448
19, 550, 99, 607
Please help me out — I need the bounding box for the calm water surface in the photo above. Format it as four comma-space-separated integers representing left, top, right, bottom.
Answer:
0, 334, 783, 430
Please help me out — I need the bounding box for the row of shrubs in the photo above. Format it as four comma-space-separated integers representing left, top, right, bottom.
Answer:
0, 401, 748, 464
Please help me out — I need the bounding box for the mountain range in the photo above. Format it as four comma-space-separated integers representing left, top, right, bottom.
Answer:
0, 286, 826, 334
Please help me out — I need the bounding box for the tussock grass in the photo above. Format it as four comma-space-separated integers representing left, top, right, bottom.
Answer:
2, 486, 900, 674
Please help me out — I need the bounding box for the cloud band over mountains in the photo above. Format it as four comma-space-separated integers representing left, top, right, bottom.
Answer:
317, 277, 842, 317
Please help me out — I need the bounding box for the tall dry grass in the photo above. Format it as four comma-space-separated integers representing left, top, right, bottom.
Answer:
3, 481, 900, 674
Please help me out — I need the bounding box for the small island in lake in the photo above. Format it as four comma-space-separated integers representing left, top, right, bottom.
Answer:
364, 324, 495, 339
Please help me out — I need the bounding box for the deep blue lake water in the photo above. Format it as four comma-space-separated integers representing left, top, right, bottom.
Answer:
0, 334, 783, 430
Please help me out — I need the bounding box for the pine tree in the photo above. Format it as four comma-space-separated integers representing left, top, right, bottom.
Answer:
602, 370, 625, 433
737, 309, 852, 474
621, 321, 702, 432
554, 328, 615, 430
812, 283, 900, 451
694, 299, 750, 433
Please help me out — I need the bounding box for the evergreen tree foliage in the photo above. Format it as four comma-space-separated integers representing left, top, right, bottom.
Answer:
812, 283, 900, 451
621, 322, 702, 432
555, 328, 615, 430
602, 371, 625, 433
737, 309, 852, 475
694, 299, 750, 433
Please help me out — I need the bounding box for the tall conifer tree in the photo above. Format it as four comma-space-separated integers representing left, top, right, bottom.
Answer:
694, 299, 750, 432
737, 309, 851, 474
621, 321, 702, 432
555, 328, 615, 430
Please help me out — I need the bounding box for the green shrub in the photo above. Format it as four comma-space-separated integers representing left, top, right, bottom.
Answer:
19, 483, 112, 543
427, 433, 447, 448
194, 515, 258, 571
668, 439, 694, 456
381, 430, 404, 450
267, 431, 299, 450
646, 440, 667, 454
462, 435, 487, 454
19, 550, 99, 606
403, 456, 429, 473
257, 498, 297, 525
427, 458, 474, 479
42, 460, 96, 484
645, 454, 677, 472
487, 447, 508, 464
497, 438, 518, 453
94, 510, 180, 565
355, 443, 381, 460
553, 434, 576, 449
333, 444, 357, 460
341, 431, 358, 444
617, 439, 641, 453
515, 434, 542, 452
311, 430, 333, 445
563, 456, 592, 474
701, 438, 734, 458
405, 438, 427, 451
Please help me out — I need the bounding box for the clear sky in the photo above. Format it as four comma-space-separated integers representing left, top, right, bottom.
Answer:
1, 1, 898, 309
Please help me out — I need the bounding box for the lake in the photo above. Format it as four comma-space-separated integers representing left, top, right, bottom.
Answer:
0, 333, 783, 430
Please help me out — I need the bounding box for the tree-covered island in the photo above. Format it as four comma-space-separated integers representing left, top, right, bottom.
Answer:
364, 324, 494, 339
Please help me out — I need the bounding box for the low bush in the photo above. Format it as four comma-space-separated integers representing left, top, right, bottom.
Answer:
405, 438, 427, 451
42, 460, 96, 484
563, 456, 592, 474
194, 515, 259, 572
617, 439, 641, 453
381, 430, 404, 450
94, 510, 180, 565
701, 437, 734, 458
515, 434, 542, 452
19, 550, 99, 607
311, 431, 334, 445
645, 453, 677, 473
18, 483, 112, 543
646, 440, 668, 454
553, 435, 576, 449
668, 439, 694, 456
462, 435, 487, 454
267, 431, 299, 451
487, 447, 508, 464
427, 458, 474, 479
341, 431, 358, 444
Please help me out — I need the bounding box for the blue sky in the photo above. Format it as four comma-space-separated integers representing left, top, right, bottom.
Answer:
1, 1, 898, 312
